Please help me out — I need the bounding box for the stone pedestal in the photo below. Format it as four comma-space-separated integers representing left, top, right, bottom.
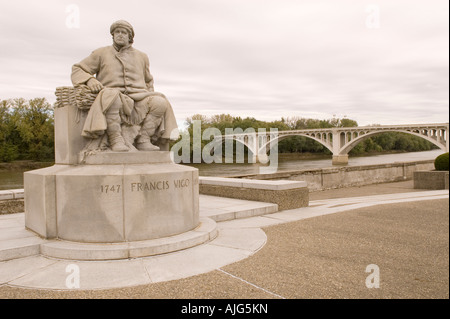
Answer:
25, 152, 199, 243
24, 101, 207, 259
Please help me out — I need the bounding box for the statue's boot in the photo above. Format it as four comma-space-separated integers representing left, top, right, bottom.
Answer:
106, 108, 129, 152
121, 124, 140, 151
136, 114, 162, 151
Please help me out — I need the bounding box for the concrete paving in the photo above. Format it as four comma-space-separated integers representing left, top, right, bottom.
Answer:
0, 180, 448, 298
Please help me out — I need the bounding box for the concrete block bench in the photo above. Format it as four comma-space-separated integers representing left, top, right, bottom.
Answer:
414, 170, 449, 190
199, 177, 309, 210
0, 189, 24, 201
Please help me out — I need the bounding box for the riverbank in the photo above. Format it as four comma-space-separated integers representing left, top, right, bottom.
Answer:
0, 161, 53, 171
277, 149, 425, 160
0, 149, 441, 169
0, 150, 443, 190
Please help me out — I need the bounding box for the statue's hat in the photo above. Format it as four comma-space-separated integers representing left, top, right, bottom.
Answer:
110, 20, 135, 39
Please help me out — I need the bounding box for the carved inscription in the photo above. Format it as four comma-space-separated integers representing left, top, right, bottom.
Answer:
174, 178, 190, 188
100, 178, 192, 194
131, 181, 170, 192
100, 184, 121, 193
130, 179, 190, 191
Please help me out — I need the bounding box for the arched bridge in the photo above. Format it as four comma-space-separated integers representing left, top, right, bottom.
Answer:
218, 123, 449, 165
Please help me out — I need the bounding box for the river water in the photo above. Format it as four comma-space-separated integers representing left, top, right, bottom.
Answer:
0, 149, 443, 190
186, 149, 444, 176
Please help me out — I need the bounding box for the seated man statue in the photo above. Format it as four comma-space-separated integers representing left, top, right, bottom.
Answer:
71, 20, 179, 152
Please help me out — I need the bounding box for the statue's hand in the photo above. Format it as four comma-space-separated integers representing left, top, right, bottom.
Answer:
87, 78, 104, 93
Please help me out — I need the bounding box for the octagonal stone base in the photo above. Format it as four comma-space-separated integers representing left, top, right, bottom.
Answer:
40, 217, 217, 261
24, 152, 200, 244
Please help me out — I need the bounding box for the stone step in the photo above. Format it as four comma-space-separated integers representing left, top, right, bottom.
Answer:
200, 196, 279, 222
0, 237, 45, 262
39, 217, 217, 261
1, 196, 277, 262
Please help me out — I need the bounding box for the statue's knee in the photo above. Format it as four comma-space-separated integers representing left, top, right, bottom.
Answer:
148, 95, 168, 117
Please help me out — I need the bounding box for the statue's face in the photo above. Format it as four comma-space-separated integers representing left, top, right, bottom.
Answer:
113, 27, 130, 46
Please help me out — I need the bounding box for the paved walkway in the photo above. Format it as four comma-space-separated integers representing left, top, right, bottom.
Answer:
0, 181, 448, 298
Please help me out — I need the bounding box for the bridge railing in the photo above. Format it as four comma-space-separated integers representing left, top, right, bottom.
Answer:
223, 123, 449, 137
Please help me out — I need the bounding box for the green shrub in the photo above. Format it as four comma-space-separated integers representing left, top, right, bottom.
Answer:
434, 152, 449, 171
0, 143, 19, 162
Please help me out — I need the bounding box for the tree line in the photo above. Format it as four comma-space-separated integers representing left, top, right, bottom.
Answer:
0, 98, 438, 163
0, 98, 54, 162
180, 114, 438, 160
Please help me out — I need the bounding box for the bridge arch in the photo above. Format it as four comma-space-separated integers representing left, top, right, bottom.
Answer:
339, 129, 447, 155
259, 133, 333, 155
205, 136, 257, 162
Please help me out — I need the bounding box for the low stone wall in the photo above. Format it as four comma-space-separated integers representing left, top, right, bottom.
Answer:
228, 160, 435, 191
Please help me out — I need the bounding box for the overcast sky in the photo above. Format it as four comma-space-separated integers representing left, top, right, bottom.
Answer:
0, 0, 448, 127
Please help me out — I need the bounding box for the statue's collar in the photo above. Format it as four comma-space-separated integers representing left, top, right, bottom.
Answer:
113, 43, 132, 52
